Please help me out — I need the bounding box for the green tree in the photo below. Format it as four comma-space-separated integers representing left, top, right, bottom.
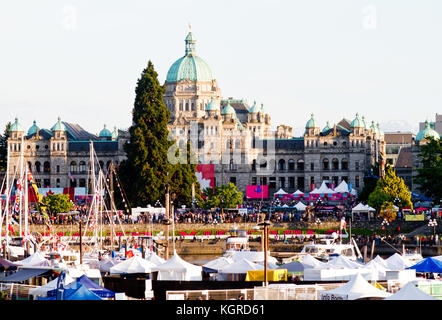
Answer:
0, 122, 11, 172
368, 164, 412, 215
118, 61, 172, 207
202, 183, 243, 209
42, 194, 73, 217
380, 201, 397, 223
414, 137, 442, 203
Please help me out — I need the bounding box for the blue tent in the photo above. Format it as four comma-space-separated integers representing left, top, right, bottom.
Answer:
47, 275, 115, 298
407, 257, 442, 273
39, 283, 102, 300
411, 192, 432, 201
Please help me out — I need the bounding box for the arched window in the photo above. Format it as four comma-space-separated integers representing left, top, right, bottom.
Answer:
35, 161, 41, 173
278, 159, 286, 171
70, 161, 77, 173
297, 159, 304, 171
79, 161, 86, 173
322, 158, 329, 170
235, 139, 241, 149
341, 159, 348, 170
332, 158, 339, 170
43, 161, 51, 173
288, 159, 295, 171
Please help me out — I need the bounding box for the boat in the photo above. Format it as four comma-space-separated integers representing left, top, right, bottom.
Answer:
223, 229, 250, 256
282, 237, 360, 264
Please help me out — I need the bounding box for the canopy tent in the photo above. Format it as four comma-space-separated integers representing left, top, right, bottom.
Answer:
334, 180, 350, 193
47, 275, 115, 299
0, 258, 18, 271
319, 273, 391, 300
300, 254, 328, 269
385, 253, 414, 270
203, 257, 233, 272
294, 201, 307, 211
227, 251, 278, 264
362, 259, 388, 281
278, 261, 305, 273
16, 252, 51, 268
407, 257, 442, 273
274, 188, 288, 196
29, 274, 75, 297
153, 251, 203, 281
372, 255, 389, 269
293, 190, 305, 196
41, 283, 103, 300
217, 259, 263, 281
384, 282, 438, 300
145, 252, 166, 266
0, 268, 50, 282
257, 260, 280, 270
310, 181, 335, 194
110, 256, 156, 275
325, 256, 364, 269
98, 257, 119, 273
351, 203, 372, 221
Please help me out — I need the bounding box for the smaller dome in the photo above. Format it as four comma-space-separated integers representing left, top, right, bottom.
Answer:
51, 117, 66, 131
305, 114, 317, 128
376, 123, 383, 135
10, 117, 24, 132
249, 101, 260, 113
361, 116, 367, 129
370, 120, 377, 133
27, 120, 39, 136
99, 124, 112, 137
351, 113, 363, 128
416, 120, 440, 142
112, 126, 118, 140
205, 97, 219, 111
221, 102, 236, 115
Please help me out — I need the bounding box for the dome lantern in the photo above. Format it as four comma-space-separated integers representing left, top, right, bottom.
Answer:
416, 120, 440, 142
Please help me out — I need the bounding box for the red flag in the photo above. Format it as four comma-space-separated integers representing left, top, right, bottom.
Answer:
340, 217, 347, 230
8, 223, 14, 235
126, 250, 134, 258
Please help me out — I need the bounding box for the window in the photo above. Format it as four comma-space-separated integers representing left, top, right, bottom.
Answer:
279, 177, 285, 188
355, 161, 360, 170
56, 165, 60, 173
288, 159, 295, 171
341, 159, 348, 170
70, 178, 77, 188
43, 179, 50, 188
252, 177, 257, 185
79, 179, 86, 188
56, 178, 60, 188
297, 177, 305, 191
297, 159, 304, 171
251, 159, 257, 172
324, 142, 328, 147
79, 161, 86, 173
289, 177, 295, 189
278, 159, 286, 171
310, 163, 314, 171
35, 161, 41, 173
229, 159, 237, 171
355, 176, 360, 188
70, 161, 77, 173
229, 177, 236, 185
43, 161, 51, 173
322, 158, 329, 170
332, 158, 339, 170
269, 177, 276, 189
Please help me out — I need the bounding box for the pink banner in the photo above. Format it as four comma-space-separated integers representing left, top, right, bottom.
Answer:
246, 185, 269, 199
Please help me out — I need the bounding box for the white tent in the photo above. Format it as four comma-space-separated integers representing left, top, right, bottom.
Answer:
203, 257, 233, 271
274, 188, 288, 195
310, 181, 335, 194
334, 180, 350, 193
218, 258, 263, 274
16, 252, 51, 267
325, 256, 364, 269
385, 253, 414, 270
300, 254, 328, 269
319, 273, 391, 300
98, 257, 119, 273
109, 256, 156, 275
153, 251, 203, 281
365, 205, 376, 211
28, 274, 75, 297
294, 201, 307, 211
372, 255, 389, 269
384, 282, 438, 300
351, 203, 371, 221
350, 189, 358, 196
145, 252, 166, 266
362, 259, 388, 281
257, 260, 280, 270
293, 190, 305, 196
228, 251, 278, 264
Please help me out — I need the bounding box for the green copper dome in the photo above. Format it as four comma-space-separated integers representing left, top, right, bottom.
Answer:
10, 117, 23, 132
351, 113, 363, 128
305, 114, 317, 128
416, 120, 440, 141
205, 97, 219, 111
51, 117, 66, 131
221, 102, 236, 115
27, 120, 39, 136
99, 124, 112, 137
166, 32, 215, 83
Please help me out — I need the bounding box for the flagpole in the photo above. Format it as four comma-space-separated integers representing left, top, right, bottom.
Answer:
24, 162, 28, 241
4, 140, 11, 256
19, 135, 24, 239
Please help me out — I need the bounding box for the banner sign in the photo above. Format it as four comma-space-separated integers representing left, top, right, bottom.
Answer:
318, 293, 348, 300
196, 164, 215, 192
405, 214, 425, 221
246, 185, 269, 199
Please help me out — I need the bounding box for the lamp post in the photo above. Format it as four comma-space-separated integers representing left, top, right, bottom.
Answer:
428, 219, 438, 236
258, 220, 271, 287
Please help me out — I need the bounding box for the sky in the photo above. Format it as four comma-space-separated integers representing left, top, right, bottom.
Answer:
0, 0, 441, 137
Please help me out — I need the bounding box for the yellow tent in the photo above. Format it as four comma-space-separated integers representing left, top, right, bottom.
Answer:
245, 269, 287, 282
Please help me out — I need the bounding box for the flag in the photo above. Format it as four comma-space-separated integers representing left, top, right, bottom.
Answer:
246, 185, 269, 199
8, 223, 14, 235
126, 250, 134, 258
68, 171, 74, 182
340, 217, 347, 230
27, 169, 33, 182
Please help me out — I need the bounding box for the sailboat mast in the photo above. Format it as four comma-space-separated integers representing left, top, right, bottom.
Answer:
4, 140, 11, 255
19, 135, 24, 238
